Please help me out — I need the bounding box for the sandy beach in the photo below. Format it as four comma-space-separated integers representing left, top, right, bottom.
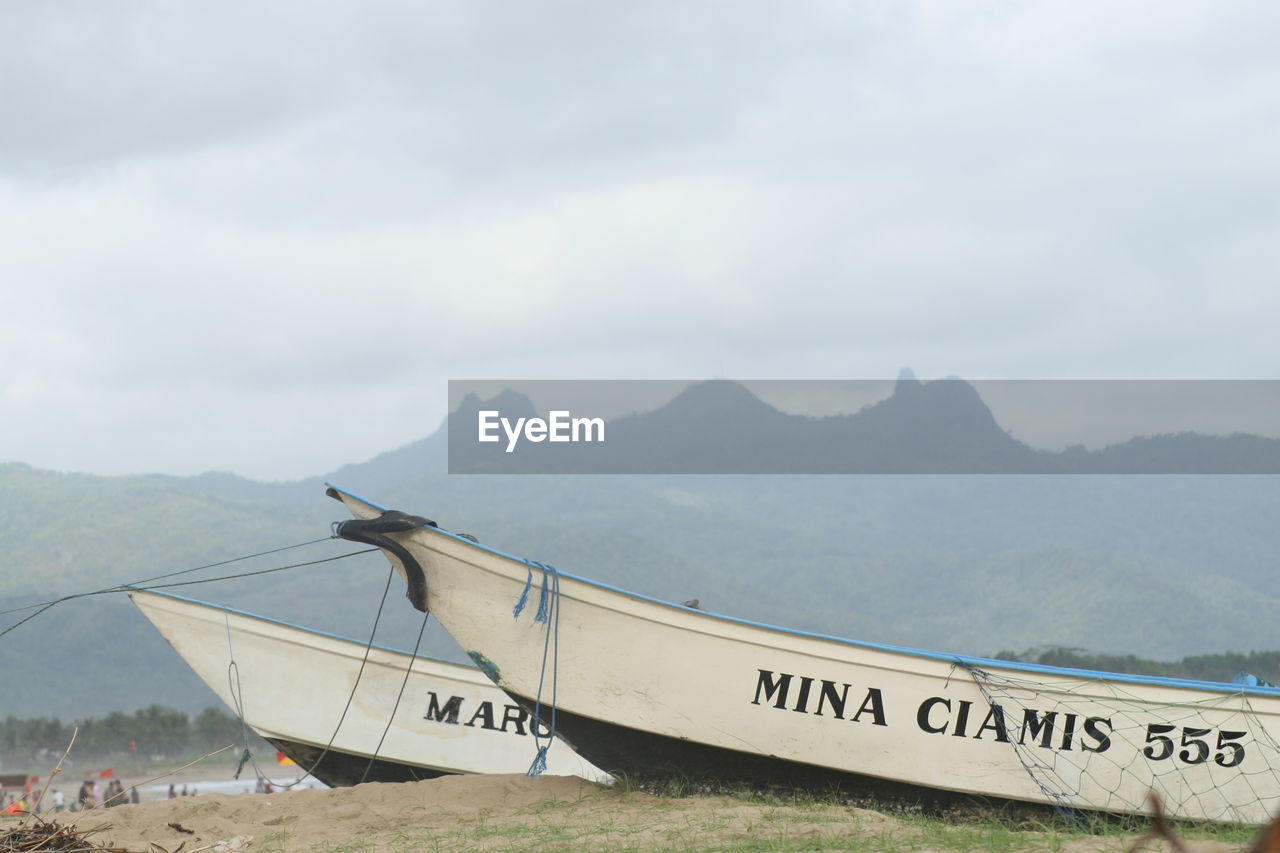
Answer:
6, 773, 1252, 853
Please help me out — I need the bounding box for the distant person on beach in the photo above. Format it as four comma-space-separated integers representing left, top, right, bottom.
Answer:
77, 780, 95, 810
51, 789, 65, 812
130, 786, 139, 804
168, 784, 177, 799
105, 779, 124, 807
92, 781, 102, 808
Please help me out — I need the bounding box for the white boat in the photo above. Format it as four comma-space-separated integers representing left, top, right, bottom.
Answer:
329, 484, 1280, 823
129, 588, 605, 786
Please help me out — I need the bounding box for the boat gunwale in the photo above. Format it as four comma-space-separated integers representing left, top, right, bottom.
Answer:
325, 482, 1280, 699
124, 585, 470, 674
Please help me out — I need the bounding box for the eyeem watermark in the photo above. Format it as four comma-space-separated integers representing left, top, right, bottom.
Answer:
449, 379, 1280, 474
477, 410, 605, 453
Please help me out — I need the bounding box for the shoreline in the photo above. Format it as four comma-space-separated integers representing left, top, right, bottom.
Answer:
6, 752, 325, 809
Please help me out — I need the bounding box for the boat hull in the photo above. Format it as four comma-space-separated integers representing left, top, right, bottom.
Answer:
263, 737, 448, 786
129, 588, 604, 786
331, 486, 1280, 823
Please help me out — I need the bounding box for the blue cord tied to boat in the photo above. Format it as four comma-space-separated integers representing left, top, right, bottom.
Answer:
513, 559, 543, 619
513, 559, 557, 624
534, 565, 555, 624
517, 561, 560, 777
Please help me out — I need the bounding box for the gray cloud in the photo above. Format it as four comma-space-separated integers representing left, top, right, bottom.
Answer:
2, 1, 1278, 478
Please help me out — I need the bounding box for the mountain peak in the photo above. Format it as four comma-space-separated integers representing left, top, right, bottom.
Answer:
893, 368, 923, 398
886, 376, 991, 416
451, 389, 538, 421
663, 380, 780, 418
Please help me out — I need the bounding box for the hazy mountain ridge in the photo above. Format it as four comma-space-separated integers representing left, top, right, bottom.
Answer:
448, 378, 1280, 473
2, 380, 1279, 719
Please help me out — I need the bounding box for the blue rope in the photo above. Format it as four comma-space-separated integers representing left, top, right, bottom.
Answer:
535, 563, 553, 623
526, 563, 560, 777
512, 559, 538, 619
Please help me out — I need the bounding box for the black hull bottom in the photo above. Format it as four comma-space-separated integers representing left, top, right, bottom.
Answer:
265, 737, 453, 788
538, 704, 1051, 816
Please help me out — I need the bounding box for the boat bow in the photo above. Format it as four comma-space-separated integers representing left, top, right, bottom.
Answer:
328, 487, 434, 612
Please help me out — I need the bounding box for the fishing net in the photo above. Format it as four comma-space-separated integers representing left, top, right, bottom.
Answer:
957, 661, 1280, 824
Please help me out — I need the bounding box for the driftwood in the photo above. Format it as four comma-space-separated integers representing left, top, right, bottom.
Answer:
100, 746, 234, 809
1, 815, 125, 852
29, 728, 77, 823
2, 732, 237, 853
1, 728, 123, 852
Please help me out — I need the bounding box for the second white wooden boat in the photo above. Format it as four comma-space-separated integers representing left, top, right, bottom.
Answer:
129, 587, 605, 786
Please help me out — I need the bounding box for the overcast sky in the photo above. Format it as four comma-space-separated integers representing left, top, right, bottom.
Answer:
2, 1, 1278, 481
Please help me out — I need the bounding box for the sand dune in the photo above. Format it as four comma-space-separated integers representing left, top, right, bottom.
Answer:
61, 775, 605, 851
25, 773, 1245, 852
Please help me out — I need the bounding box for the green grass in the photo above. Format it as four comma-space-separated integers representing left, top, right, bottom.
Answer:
256, 830, 292, 853
297, 785, 1262, 853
